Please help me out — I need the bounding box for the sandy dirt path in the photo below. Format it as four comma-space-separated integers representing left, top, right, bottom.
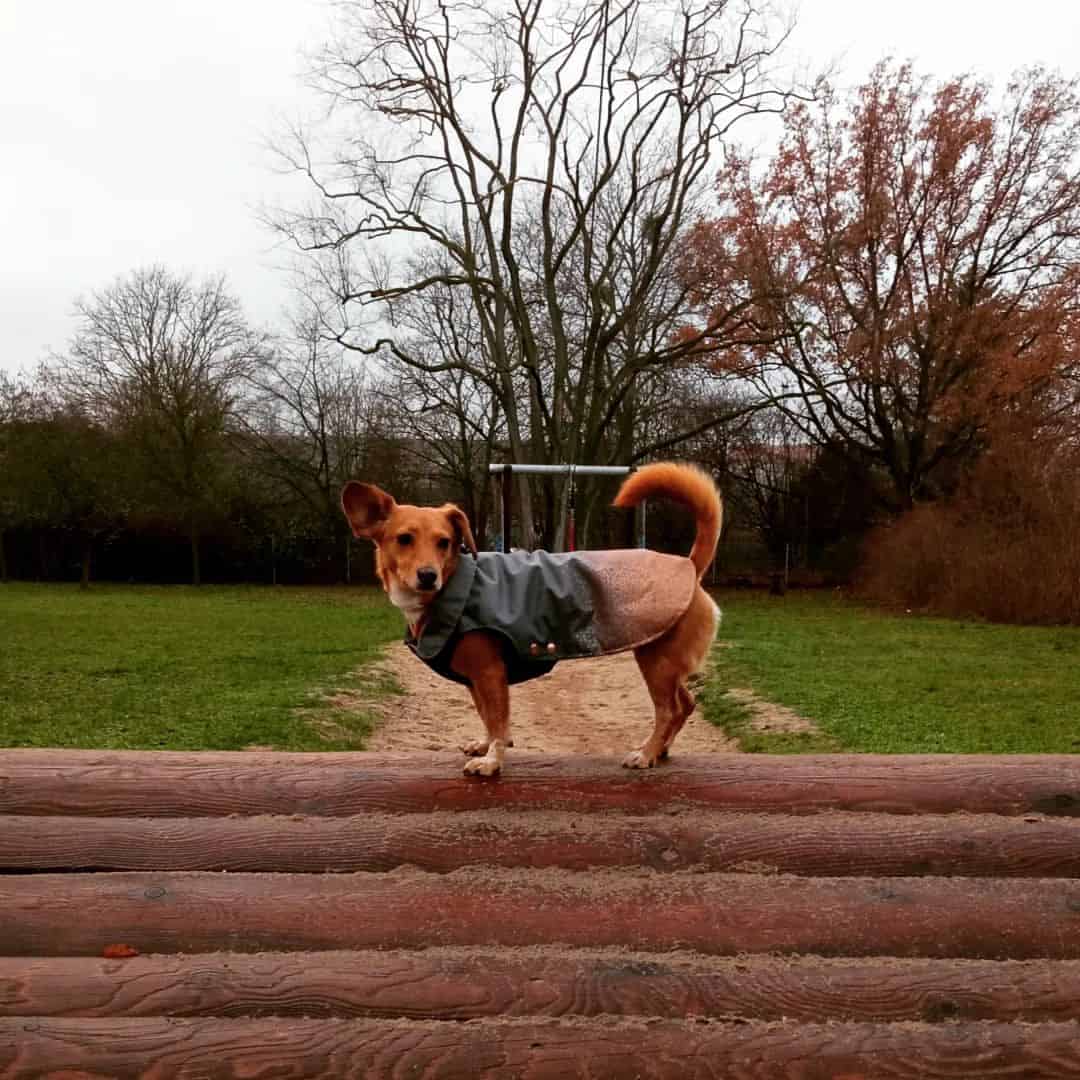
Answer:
361, 642, 737, 757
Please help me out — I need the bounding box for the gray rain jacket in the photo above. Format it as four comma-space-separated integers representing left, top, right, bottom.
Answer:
405, 549, 697, 685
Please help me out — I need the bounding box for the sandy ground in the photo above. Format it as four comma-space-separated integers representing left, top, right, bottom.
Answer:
360, 642, 738, 757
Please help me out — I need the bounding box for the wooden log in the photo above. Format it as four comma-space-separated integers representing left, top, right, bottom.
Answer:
4, 950, 1080, 1024
1, 749, 1079, 817
3, 870, 1080, 959
3, 811, 1080, 877
3, 1017, 1080, 1079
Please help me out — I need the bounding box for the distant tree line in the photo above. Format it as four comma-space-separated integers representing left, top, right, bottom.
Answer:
0, 262, 870, 588
0, 268, 494, 587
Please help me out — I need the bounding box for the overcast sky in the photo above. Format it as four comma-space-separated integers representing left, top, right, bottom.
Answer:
2, 0, 1078, 375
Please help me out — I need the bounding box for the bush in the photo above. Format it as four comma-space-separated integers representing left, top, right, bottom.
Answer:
858, 440, 1080, 624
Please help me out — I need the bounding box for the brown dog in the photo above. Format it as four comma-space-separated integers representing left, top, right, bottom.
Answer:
341, 462, 722, 776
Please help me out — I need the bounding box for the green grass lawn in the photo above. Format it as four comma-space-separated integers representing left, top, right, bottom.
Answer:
5, 582, 1078, 755
702, 590, 1080, 754
0, 584, 401, 750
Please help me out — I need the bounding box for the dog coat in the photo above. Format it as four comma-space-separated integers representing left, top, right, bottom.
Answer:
405, 549, 698, 686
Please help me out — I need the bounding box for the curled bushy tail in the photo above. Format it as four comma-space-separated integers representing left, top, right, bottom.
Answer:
614, 462, 722, 579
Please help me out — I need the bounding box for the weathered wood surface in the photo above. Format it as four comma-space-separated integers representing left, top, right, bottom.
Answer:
3, 869, 1080, 959
4, 950, 1080, 1024
3, 1017, 1080, 1079
2, 749, 1079, 816
3, 810, 1080, 876
4, 749, 1080, 1076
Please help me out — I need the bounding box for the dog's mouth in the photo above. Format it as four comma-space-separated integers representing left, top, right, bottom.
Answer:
388, 580, 438, 612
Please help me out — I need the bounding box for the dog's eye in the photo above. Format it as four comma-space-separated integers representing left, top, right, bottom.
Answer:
437, 537, 451, 551
397, 533, 413, 547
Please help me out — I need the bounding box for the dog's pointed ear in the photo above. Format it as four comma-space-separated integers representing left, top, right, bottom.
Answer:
442, 503, 478, 556
341, 482, 396, 539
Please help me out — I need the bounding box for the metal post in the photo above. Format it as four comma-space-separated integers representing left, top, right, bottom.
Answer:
500, 464, 513, 553
566, 465, 576, 552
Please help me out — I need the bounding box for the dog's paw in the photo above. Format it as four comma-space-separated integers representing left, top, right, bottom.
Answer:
464, 756, 502, 778
460, 738, 489, 757
622, 749, 657, 769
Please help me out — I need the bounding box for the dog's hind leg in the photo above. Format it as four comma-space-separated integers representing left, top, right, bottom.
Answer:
626, 587, 718, 768
624, 645, 680, 769
657, 684, 695, 760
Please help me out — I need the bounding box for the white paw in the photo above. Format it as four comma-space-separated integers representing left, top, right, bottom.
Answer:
460, 738, 489, 757
463, 756, 501, 777
622, 749, 656, 769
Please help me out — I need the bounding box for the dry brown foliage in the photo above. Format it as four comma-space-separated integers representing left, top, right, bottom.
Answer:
859, 426, 1080, 623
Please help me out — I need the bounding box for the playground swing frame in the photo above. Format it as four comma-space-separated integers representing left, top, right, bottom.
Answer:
488, 463, 643, 553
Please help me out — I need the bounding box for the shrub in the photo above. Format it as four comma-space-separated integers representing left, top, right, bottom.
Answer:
859, 439, 1080, 624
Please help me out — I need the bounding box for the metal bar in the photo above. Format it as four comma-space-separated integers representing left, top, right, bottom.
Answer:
488, 464, 632, 477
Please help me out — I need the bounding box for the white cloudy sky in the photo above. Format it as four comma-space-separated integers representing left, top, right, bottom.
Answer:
2, 0, 1078, 374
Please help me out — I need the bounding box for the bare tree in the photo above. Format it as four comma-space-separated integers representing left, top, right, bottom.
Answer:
721, 407, 814, 567
240, 310, 379, 577
377, 359, 505, 541
63, 266, 260, 584
272, 0, 795, 545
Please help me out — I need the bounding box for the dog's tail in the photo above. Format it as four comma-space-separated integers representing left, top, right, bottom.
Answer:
613, 462, 722, 579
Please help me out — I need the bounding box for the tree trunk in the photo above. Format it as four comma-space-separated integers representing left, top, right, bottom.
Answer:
0, 528, 7, 583
80, 541, 92, 591
189, 524, 202, 586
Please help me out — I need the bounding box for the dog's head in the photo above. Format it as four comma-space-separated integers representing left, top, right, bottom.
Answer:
341, 482, 477, 607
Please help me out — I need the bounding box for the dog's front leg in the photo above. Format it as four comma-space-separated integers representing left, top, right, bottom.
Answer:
450, 632, 511, 777
461, 685, 516, 757
463, 669, 510, 776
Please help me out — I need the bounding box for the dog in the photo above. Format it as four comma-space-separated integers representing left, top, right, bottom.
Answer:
341, 462, 722, 776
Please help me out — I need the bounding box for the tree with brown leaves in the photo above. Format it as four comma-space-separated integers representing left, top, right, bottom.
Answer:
683, 62, 1080, 509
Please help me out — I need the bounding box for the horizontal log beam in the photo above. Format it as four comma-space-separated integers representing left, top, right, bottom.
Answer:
1, 749, 1078, 817
4, 950, 1080, 1024
3, 870, 1080, 959
2, 811, 1080, 877
3, 1018, 1080, 1078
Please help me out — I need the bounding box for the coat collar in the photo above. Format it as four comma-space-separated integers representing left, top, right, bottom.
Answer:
406, 552, 478, 659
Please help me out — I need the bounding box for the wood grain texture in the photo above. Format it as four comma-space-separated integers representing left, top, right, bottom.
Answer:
3, 811, 1080, 876
1, 749, 1079, 817
3, 1017, 1080, 1079
3, 870, 1080, 959
4, 950, 1080, 1023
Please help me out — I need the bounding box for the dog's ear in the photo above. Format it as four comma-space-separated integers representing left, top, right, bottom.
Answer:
441, 503, 478, 556
341, 482, 396, 539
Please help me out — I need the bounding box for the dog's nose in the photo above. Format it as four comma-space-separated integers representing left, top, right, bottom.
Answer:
416, 567, 438, 591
